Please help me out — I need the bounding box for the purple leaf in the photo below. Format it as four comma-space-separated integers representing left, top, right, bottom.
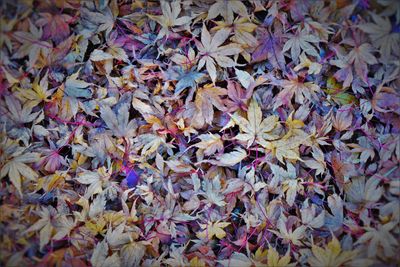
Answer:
252, 27, 285, 70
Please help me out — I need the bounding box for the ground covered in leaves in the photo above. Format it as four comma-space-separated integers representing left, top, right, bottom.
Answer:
0, 0, 399, 266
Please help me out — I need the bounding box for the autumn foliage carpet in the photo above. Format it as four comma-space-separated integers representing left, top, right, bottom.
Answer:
0, 0, 399, 266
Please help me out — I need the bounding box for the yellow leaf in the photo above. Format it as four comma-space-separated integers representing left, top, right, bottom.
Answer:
308, 234, 359, 267
267, 247, 292, 267
194, 133, 224, 157
0, 151, 40, 196
190, 257, 206, 267
197, 221, 230, 239
85, 217, 107, 235
282, 112, 305, 140
195, 84, 227, 126
254, 247, 268, 262
327, 235, 341, 257
293, 53, 322, 75
268, 139, 302, 163
213, 17, 258, 48
45, 172, 66, 191
253, 247, 294, 267
232, 98, 279, 147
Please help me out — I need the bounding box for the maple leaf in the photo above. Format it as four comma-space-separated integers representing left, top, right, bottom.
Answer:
300, 200, 325, 228
12, 20, 52, 68
147, 0, 191, 39
282, 27, 320, 62
16, 71, 54, 108
36, 248, 70, 267
344, 176, 383, 207
308, 234, 359, 267
293, 53, 322, 75
235, 68, 268, 90
23, 207, 57, 251
282, 111, 308, 140
324, 194, 344, 233
282, 179, 303, 207
166, 159, 193, 173
273, 75, 320, 109
252, 26, 285, 69
225, 80, 252, 112
0, 17, 17, 52
252, 246, 294, 267
377, 133, 400, 162
210, 147, 247, 167
121, 242, 146, 267
332, 104, 354, 131
232, 98, 279, 148
90, 45, 129, 75
189, 257, 206, 267
355, 221, 399, 259
3, 94, 41, 125
194, 83, 227, 126
379, 0, 400, 23
175, 117, 198, 139
100, 102, 137, 138
270, 158, 303, 204
89, 194, 107, 218
52, 215, 76, 242
264, 138, 304, 163
106, 223, 131, 248
56, 71, 92, 120
36, 12, 72, 43
171, 47, 197, 70
219, 252, 252, 267
134, 133, 166, 157
90, 240, 109, 267
36, 34, 74, 69
359, 12, 400, 59
197, 220, 230, 240
305, 18, 334, 42
80, 3, 115, 37
0, 144, 40, 195
238, 166, 267, 194
23, 207, 74, 251
329, 55, 355, 88
331, 151, 357, 184
265, 247, 293, 267
303, 147, 326, 176
2, 1, 400, 265
164, 245, 190, 266
268, 163, 297, 194
38, 148, 67, 174
213, 17, 258, 55
269, 215, 306, 246
372, 85, 400, 114
193, 133, 224, 159
75, 167, 111, 199
345, 43, 378, 83
206, 0, 248, 23
173, 67, 204, 95
196, 25, 242, 82
200, 176, 226, 207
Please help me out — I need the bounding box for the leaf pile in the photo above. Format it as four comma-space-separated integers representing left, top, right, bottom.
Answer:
0, 0, 399, 266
